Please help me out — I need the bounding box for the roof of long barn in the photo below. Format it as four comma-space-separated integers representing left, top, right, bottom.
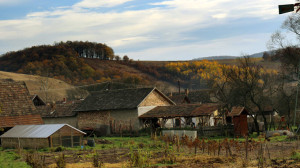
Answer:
36, 100, 83, 118
74, 87, 174, 112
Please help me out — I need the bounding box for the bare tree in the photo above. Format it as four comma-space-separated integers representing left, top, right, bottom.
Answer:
267, 14, 300, 128
282, 13, 300, 39
209, 57, 280, 133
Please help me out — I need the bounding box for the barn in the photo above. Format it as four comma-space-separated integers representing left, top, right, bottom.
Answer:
74, 87, 175, 135
0, 124, 86, 149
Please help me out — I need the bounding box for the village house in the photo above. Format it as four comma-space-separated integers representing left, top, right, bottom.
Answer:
0, 79, 43, 134
36, 99, 83, 128
73, 87, 175, 135
0, 124, 85, 148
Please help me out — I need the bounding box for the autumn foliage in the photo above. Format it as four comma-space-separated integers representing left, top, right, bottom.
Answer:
0, 41, 147, 85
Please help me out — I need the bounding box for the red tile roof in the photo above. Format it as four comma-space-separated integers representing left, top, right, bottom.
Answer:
0, 115, 43, 128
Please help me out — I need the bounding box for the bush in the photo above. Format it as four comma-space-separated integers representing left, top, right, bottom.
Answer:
129, 149, 151, 167
93, 151, 104, 167
55, 154, 66, 168
291, 151, 300, 160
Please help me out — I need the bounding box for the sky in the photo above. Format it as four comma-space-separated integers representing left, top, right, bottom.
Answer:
0, 0, 296, 60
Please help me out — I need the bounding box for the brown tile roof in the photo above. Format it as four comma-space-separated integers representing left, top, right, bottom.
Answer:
74, 88, 175, 112
0, 79, 43, 127
139, 103, 219, 118
228, 106, 248, 117
169, 90, 212, 104
191, 104, 219, 116
36, 100, 82, 118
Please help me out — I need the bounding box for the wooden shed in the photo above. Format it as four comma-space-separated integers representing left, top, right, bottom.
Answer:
0, 124, 86, 149
228, 107, 249, 136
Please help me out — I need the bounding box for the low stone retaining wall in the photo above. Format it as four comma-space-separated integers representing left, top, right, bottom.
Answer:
162, 130, 197, 140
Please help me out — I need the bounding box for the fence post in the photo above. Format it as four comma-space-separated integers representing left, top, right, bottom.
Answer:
227, 141, 232, 156
245, 136, 248, 160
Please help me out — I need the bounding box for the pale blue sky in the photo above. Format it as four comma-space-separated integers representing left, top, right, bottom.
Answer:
0, 0, 295, 60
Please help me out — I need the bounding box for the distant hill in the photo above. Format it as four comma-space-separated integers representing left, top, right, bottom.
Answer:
0, 42, 277, 93
0, 41, 178, 92
192, 56, 238, 60
192, 51, 267, 60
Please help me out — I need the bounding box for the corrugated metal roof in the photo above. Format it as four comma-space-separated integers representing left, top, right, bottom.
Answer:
0, 124, 85, 138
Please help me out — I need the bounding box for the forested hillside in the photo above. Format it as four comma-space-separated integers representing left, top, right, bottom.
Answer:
0, 41, 218, 89
0, 41, 276, 91
0, 41, 151, 85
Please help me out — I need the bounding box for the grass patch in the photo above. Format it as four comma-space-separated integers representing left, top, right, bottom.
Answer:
0, 150, 30, 168
269, 135, 288, 142
291, 150, 300, 160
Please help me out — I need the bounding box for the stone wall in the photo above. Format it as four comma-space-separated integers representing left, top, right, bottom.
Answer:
78, 111, 110, 132
162, 130, 197, 140
78, 109, 140, 135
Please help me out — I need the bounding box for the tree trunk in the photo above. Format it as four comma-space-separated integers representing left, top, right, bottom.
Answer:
287, 109, 291, 129
260, 111, 268, 132
253, 116, 260, 136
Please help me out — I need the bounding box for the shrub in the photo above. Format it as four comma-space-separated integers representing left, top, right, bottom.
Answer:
93, 151, 104, 167
55, 154, 66, 168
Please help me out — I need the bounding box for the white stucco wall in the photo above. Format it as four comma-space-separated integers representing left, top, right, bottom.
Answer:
137, 106, 157, 116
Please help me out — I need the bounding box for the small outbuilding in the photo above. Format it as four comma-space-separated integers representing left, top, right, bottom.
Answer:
228, 107, 249, 136
0, 124, 86, 149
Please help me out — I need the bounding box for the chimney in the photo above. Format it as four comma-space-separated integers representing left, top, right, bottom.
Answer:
185, 88, 189, 96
